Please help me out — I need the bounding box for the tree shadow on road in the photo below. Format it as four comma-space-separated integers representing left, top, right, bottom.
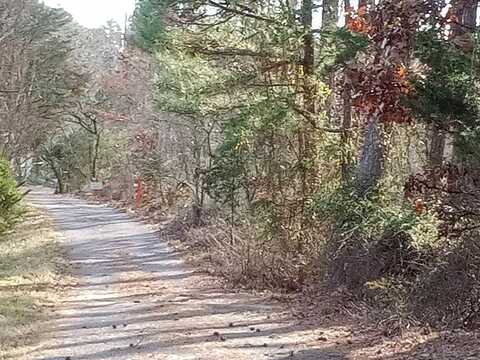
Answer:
25, 189, 470, 360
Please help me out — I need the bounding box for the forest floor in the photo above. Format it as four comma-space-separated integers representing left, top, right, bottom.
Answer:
15, 188, 479, 359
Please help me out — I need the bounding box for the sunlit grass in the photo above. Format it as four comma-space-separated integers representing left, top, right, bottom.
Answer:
0, 206, 72, 359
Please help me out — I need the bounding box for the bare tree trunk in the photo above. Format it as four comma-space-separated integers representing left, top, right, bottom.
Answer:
341, 83, 353, 182
302, 0, 315, 116
91, 133, 100, 180
294, 0, 316, 255
341, 0, 353, 183
322, 0, 340, 126
447, 0, 477, 165
300, 0, 316, 192
462, 0, 477, 30
355, 116, 384, 196
428, 124, 445, 167
322, 0, 339, 28
47, 161, 64, 194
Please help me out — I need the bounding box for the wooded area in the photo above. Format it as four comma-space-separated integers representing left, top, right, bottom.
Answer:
2, 0, 480, 332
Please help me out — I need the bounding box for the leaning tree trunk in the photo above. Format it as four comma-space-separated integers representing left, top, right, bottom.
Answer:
47, 161, 65, 194
355, 116, 384, 196
91, 132, 100, 180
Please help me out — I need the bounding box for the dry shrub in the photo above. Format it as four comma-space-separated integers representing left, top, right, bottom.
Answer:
405, 164, 480, 237
189, 224, 302, 290
322, 165, 480, 329
162, 206, 321, 290
162, 163, 480, 329
402, 165, 480, 327
312, 187, 429, 293
326, 208, 480, 329
328, 231, 426, 293
409, 233, 480, 328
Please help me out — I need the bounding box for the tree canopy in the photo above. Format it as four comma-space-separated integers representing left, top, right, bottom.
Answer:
3, 0, 480, 330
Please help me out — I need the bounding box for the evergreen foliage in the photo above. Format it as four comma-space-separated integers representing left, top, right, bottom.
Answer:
0, 159, 22, 235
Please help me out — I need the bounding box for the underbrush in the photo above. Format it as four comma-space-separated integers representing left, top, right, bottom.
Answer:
0, 207, 71, 359
312, 187, 439, 290
162, 174, 480, 332
161, 207, 322, 291
410, 233, 480, 328
312, 181, 480, 331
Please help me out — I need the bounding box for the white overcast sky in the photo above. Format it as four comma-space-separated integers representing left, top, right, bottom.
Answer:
42, 0, 136, 28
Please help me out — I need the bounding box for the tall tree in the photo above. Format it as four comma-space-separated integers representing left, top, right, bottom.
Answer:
0, 0, 78, 175
132, 0, 339, 250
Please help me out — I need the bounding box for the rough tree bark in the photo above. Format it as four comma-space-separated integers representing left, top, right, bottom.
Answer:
322, 0, 339, 27
355, 116, 384, 196
461, 0, 477, 31
45, 160, 65, 194
300, 0, 316, 194
294, 0, 316, 256
341, 0, 352, 183
428, 124, 445, 167
91, 132, 100, 180
341, 83, 353, 183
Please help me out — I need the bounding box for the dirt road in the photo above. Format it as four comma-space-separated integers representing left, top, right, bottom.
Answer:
24, 188, 348, 360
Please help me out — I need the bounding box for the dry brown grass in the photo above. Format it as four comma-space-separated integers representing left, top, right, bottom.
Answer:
160, 212, 323, 292
0, 206, 72, 360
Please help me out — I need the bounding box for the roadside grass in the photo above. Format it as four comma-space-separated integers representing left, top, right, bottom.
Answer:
0, 206, 72, 359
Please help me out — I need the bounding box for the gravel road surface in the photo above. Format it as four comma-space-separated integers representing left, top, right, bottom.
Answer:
25, 188, 343, 360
